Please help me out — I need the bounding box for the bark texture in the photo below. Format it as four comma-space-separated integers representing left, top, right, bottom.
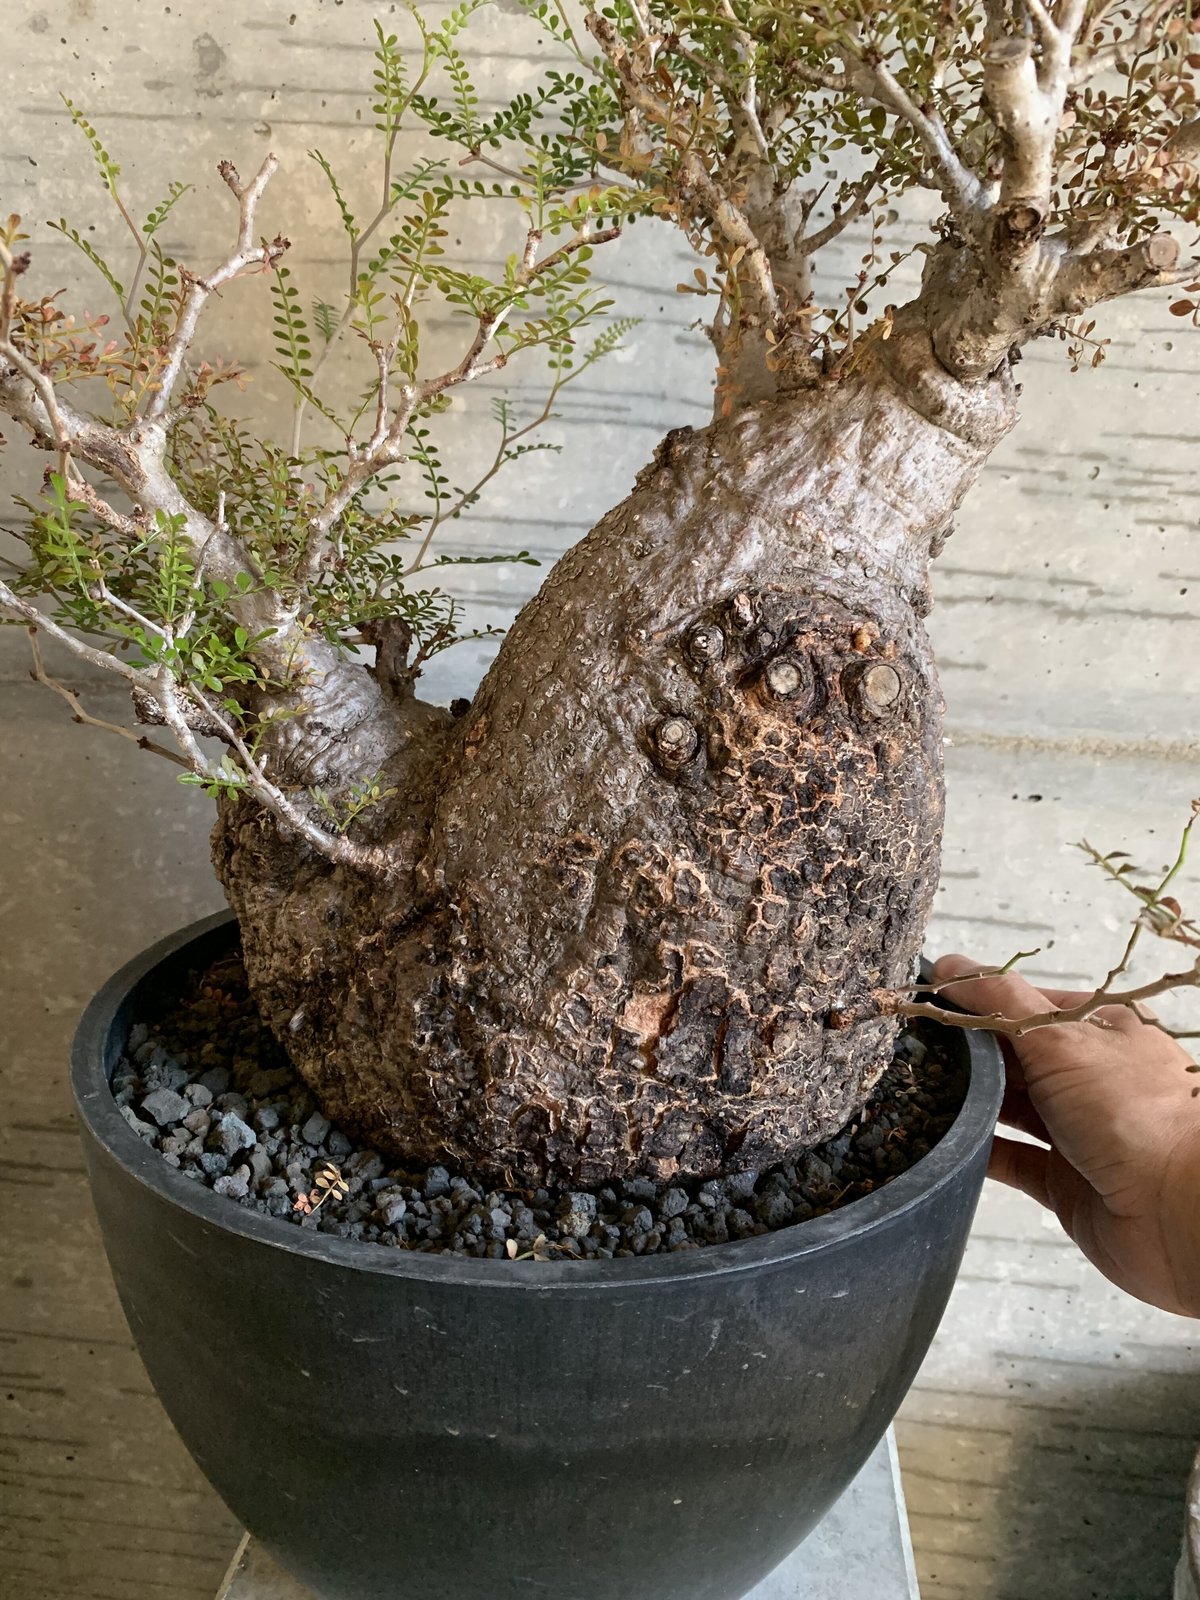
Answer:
215, 322, 1018, 1187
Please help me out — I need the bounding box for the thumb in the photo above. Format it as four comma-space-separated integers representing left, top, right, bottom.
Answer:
928, 953, 1113, 1104
929, 952, 1058, 1026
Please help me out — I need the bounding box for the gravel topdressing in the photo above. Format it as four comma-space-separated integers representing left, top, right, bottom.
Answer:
112, 953, 967, 1261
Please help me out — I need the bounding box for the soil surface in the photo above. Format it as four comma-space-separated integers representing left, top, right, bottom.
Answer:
112, 952, 968, 1260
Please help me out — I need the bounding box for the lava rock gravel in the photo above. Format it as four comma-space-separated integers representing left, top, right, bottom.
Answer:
111, 954, 967, 1262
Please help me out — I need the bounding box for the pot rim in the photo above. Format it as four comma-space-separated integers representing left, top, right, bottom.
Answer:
71, 911, 1004, 1292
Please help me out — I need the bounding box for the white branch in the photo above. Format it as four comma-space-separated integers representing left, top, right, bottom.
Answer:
0, 577, 153, 687
179, 681, 399, 879
25, 626, 187, 767
1071, 0, 1181, 86
146, 154, 287, 422
839, 52, 985, 232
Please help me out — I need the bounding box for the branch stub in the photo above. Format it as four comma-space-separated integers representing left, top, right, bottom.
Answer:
653, 715, 700, 769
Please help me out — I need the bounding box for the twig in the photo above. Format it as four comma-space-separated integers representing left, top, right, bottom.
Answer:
838, 50, 984, 231
146, 153, 287, 421
179, 682, 399, 879
25, 626, 186, 767
0, 335, 72, 477
1072, 0, 1182, 86
905, 948, 1043, 996
885, 961, 1200, 1036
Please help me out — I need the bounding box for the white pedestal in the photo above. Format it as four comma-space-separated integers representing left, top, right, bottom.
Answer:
216, 1429, 920, 1600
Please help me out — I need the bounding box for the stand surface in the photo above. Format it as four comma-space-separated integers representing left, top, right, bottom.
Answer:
215, 1428, 920, 1600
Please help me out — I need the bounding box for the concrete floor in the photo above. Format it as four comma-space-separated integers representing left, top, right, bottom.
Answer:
3, 3, 1200, 1598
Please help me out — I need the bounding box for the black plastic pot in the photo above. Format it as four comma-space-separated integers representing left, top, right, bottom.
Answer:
72, 913, 1003, 1600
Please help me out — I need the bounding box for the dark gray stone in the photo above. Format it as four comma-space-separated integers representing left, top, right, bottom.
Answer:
301, 1112, 331, 1147
423, 1166, 451, 1199
207, 1113, 256, 1158
556, 1192, 597, 1238
374, 1192, 408, 1228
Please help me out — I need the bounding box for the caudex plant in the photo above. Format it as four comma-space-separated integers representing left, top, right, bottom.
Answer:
2, 0, 1199, 1191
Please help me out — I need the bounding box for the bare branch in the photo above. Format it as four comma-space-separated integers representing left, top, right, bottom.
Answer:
800, 186, 872, 258
26, 626, 187, 767
0, 577, 152, 687
884, 961, 1200, 1036
1054, 232, 1185, 313
0, 334, 72, 477
70, 476, 149, 541
146, 154, 288, 422
0, 237, 29, 346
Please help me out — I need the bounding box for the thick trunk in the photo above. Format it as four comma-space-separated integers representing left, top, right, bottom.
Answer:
214, 321, 1018, 1187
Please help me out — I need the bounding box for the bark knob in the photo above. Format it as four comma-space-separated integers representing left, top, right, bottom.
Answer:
685, 623, 725, 667
848, 661, 902, 717
763, 657, 809, 700
653, 715, 700, 768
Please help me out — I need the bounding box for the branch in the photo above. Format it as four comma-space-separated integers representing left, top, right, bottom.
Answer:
586, 12, 781, 328
922, 4, 1142, 377
799, 185, 872, 258
299, 221, 618, 583
1053, 232, 1185, 313
0, 346, 307, 678
146, 154, 288, 422
173, 680, 399, 880
984, 36, 1056, 248
0, 577, 153, 687
883, 961, 1200, 1036
716, 0, 771, 164
1071, 0, 1181, 86
26, 625, 187, 767
884, 799, 1200, 1041
0, 333, 72, 477
0, 237, 29, 346
839, 50, 985, 231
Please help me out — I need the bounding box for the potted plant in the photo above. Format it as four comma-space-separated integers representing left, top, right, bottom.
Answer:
3, 4, 1198, 1598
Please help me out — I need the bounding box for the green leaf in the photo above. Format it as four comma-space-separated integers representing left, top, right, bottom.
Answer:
46, 217, 125, 300
270, 262, 313, 381
143, 180, 191, 237
312, 299, 339, 343
310, 150, 359, 241
372, 19, 409, 142
60, 96, 121, 195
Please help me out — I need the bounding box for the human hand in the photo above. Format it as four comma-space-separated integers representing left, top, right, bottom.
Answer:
931, 954, 1200, 1318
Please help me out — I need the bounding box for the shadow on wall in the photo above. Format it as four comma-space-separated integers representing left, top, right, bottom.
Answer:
987, 1364, 1199, 1600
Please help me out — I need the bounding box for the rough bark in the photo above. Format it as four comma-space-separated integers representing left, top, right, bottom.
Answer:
215, 318, 1018, 1187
